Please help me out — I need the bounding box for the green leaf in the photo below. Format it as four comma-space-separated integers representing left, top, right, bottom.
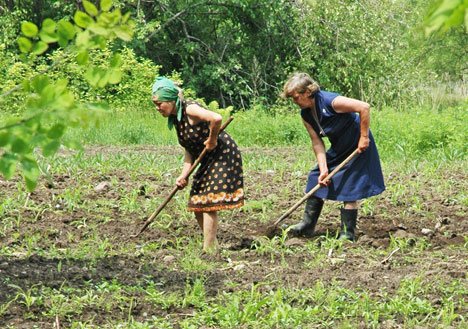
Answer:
32, 41, 49, 55
11, 137, 29, 154
31, 75, 50, 93
83, 0, 99, 16
57, 20, 76, 40
22, 80, 31, 92
110, 53, 122, 68
76, 30, 90, 47
76, 50, 89, 65
0, 132, 10, 147
54, 92, 75, 109
95, 35, 107, 49
98, 72, 110, 88
57, 35, 69, 48
41, 18, 56, 33
74, 11, 94, 28
24, 117, 40, 129
84, 67, 101, 87
39, 31, 58, 43
21, 21, 39, 37
88, 23, 109, 36
63, 139, 83, 151
17, 37, 32, 53
431, 0, 461, 17
84, 67, 99, 87
466, 7, 468, 32
38, 86, 56, 108
122, 12, 131, 23
47, 124, 66, 139
42, 140, 61, 157
24, 176, 38, 191
425, 0, 465, 35
113, 26, 132, 41
101, 0, 113, 12
0, 154, 17, 180
55, 78, 69, 94
21, 157, 39, 191
85, 102, 110, 112
108, 69, 122, 84
30, 132, 47, 146
85, 67, 113, 88
99, 10, 121, 25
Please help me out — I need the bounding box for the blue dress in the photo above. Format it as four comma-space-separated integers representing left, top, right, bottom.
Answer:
301, 90, 385, 201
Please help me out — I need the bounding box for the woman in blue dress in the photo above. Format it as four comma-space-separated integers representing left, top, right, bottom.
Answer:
282, 73, 385, 241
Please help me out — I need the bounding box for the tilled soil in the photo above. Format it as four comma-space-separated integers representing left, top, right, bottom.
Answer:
0, 146, 466, 327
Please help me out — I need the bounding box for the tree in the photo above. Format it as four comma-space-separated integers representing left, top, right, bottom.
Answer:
131, 0, 302, 108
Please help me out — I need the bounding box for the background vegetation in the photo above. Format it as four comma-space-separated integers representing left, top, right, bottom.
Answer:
1, 0, 466, 111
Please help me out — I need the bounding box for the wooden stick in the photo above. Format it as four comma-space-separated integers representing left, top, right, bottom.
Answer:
381, 247, 400, 264
131, 117, 234, 237
272, 148, 360, 227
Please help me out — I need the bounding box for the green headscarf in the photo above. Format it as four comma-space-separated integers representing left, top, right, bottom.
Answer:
152, 77, 182, 130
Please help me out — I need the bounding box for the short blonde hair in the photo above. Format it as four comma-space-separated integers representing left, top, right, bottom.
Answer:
282, 72, 320, 98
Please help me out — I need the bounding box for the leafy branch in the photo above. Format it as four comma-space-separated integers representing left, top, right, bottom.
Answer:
0, 0, 134, 191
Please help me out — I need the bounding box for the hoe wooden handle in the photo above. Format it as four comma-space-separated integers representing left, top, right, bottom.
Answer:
132, 116, 234, 237
273, 148, 360, 227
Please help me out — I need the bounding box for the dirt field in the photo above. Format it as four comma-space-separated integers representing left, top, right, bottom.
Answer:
0, 147, 466, 328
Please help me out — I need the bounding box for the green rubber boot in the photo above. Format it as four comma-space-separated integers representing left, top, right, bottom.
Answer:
288, 197, 324, 237
338, 208, 357, 241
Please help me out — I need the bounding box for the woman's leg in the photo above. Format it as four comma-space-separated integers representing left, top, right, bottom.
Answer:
202, 211, 219, 252
343, 201, 358, 210
339, 201, 358, 241
195, 211, 204, 230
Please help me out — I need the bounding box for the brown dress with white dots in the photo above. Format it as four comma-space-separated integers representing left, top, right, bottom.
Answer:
175, 101, 244, 212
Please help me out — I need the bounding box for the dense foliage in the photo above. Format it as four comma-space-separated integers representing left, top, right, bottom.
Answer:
130, 0, 303, 108
1, 0, 466, 110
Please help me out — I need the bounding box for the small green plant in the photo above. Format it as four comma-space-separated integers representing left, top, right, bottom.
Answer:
0, 299, 15, 317
181, 278, 207, 308
9, 284, 43, 311
389, 235, 432, 253
304, 240, 327, 268
145, 283, 180, 310
360, 198, 376, 216
119, 188, 142, 213
252, 229, 292, 262
385, 277, 435, 322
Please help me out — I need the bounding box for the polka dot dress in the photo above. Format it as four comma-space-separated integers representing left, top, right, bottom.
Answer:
175, 101, 244, 212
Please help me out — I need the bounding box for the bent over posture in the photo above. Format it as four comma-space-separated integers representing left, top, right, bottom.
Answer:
152, 77, 244, 252
283, 73, 385, 241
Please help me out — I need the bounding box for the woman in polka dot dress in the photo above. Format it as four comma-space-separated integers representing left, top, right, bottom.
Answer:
152, 77, 244, 252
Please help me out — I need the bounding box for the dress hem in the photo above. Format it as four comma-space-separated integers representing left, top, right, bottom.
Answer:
307, 187, 386, 202
188, 200, 244, 212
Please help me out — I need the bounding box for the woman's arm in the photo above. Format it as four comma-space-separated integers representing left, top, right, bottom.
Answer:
176, 149, 193, 188
186, 103, 222, 151
303, 119, 329, 186
332, 96, 370, 153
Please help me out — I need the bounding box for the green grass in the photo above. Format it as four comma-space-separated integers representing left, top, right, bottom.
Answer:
1, 145, 467, 326
1, 103, 467, 328
60, 102, 468, 163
